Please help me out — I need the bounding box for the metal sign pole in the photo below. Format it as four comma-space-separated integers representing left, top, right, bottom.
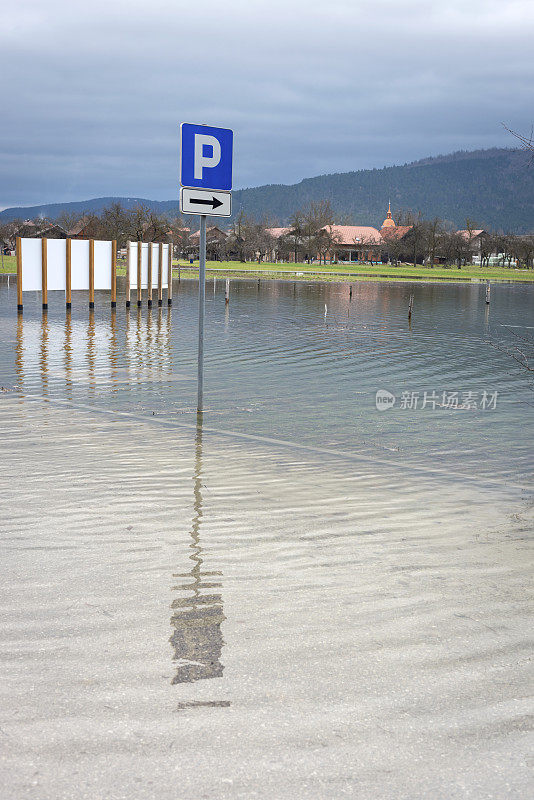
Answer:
180, 123, 233, 413
197, 214, 207, 412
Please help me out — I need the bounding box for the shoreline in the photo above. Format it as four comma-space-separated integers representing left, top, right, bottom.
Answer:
171, 267, 534, 284
2, 256, 534, 284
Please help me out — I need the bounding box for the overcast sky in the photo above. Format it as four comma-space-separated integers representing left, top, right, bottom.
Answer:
1, 0, 533, 208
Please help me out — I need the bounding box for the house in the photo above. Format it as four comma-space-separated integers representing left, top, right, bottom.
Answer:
40, 223, 68, 239
378, 202, 413, 261
456, 229, 489, 256
323, 225, 384, 263
266, 224, 383, 263
266, 227, 291, 239
13, 220, 67, 241
67, 217, 100, 239
267, 204, 413, 264
380, 225, 414, 262
188, 226, 228, 260
265, 227, 293, 261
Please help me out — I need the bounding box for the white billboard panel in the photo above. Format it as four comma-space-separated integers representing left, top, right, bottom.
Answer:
129, 242, 169, 289
20, 239, 43, 291
71, 240, 90, 290
93, 240, 112, 290
46, 239, 67, 291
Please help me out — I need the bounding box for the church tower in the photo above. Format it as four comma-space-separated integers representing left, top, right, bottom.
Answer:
381, 201, 395, 229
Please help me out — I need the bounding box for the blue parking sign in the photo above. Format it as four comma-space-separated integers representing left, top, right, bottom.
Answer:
180, 123, 233, 191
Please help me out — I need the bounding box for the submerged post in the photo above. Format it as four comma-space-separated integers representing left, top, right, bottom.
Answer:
111, 239, 117, 308
225, 278, 230, 304
137, 241, 142, 307
197, 215, 207, 412
41, 238, 48, 310
167, 244, 173, 305
147, 243, 152, 307
66, 238, 72, 310
485, 282, 491, 305
89, 239, 95, 309
158, 243, 163, 306
16, 237, 23, 312
126, 241, 131, 308
408, 293, 414, 319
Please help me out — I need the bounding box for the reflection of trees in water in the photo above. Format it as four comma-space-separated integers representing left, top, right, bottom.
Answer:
170, 418, 225, 684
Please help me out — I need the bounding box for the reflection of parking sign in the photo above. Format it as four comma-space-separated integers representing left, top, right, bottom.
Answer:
180, 123, 233, 191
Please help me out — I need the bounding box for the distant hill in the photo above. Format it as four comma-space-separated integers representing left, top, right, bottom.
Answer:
1, 148, 533, 232
226, 148, 533, 232
0, 196, 159, 223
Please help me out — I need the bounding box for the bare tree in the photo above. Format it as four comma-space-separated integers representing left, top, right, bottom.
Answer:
168, 216, 191, 259
99, 203, 130, 246
489, 326, 534, 372
512, 235, 534, 269
127, 205, 150, 242
144, 211, 171, 242
288, 200, 336, 263
502, 123, 534, 154
406, 213, 427, 267
316, 226, 342, 264
288, 210, 306, 263
425, 217, 445, 268
55, 211, 82, 232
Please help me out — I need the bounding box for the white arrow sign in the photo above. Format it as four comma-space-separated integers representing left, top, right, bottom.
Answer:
180, 187, 232, 217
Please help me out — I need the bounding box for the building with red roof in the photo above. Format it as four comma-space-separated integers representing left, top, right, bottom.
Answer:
266, 204, 415, 264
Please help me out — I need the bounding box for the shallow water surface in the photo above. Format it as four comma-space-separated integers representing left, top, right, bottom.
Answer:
0, 277, 533, 799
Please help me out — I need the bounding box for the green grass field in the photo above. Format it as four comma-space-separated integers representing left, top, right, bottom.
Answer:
2, 254, 533, 283
172, 260, 534, 283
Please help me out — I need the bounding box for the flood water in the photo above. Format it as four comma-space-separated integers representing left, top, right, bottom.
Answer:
1, 277, 533, 799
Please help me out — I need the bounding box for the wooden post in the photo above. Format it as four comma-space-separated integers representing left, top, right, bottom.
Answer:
349, 284, 352, 299
66, 238, 72, 309
147, 243, 153, 307
167, 244, 172, 305
41, 238, 48, 310
485, 282, 491, 305
111, 240, 117, 308
408, 293, 414, 319
16, 237, 23, 312
158, 243, 163, 306
126, 241, 131, 308
137, 241, 142, 307
89, 239, 95, 309
225, 278, 230, 304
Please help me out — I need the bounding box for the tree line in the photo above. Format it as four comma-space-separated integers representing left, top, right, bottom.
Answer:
1, 200, 533, 268
382, 212, 534, 269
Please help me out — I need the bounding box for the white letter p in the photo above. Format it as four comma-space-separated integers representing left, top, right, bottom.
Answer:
194, 134, 221, 180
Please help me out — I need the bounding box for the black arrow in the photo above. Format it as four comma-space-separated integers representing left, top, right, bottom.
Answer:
190, 195, 223, 210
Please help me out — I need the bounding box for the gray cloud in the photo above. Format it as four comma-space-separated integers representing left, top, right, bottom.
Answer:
1, 0, 533, 207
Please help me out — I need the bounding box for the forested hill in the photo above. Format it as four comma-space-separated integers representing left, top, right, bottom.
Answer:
1, 148, 532, 232
228, 148, 533, 232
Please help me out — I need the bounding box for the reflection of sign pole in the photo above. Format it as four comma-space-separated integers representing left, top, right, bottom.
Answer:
197, 215, 206, 411
179, 122, 234, 413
